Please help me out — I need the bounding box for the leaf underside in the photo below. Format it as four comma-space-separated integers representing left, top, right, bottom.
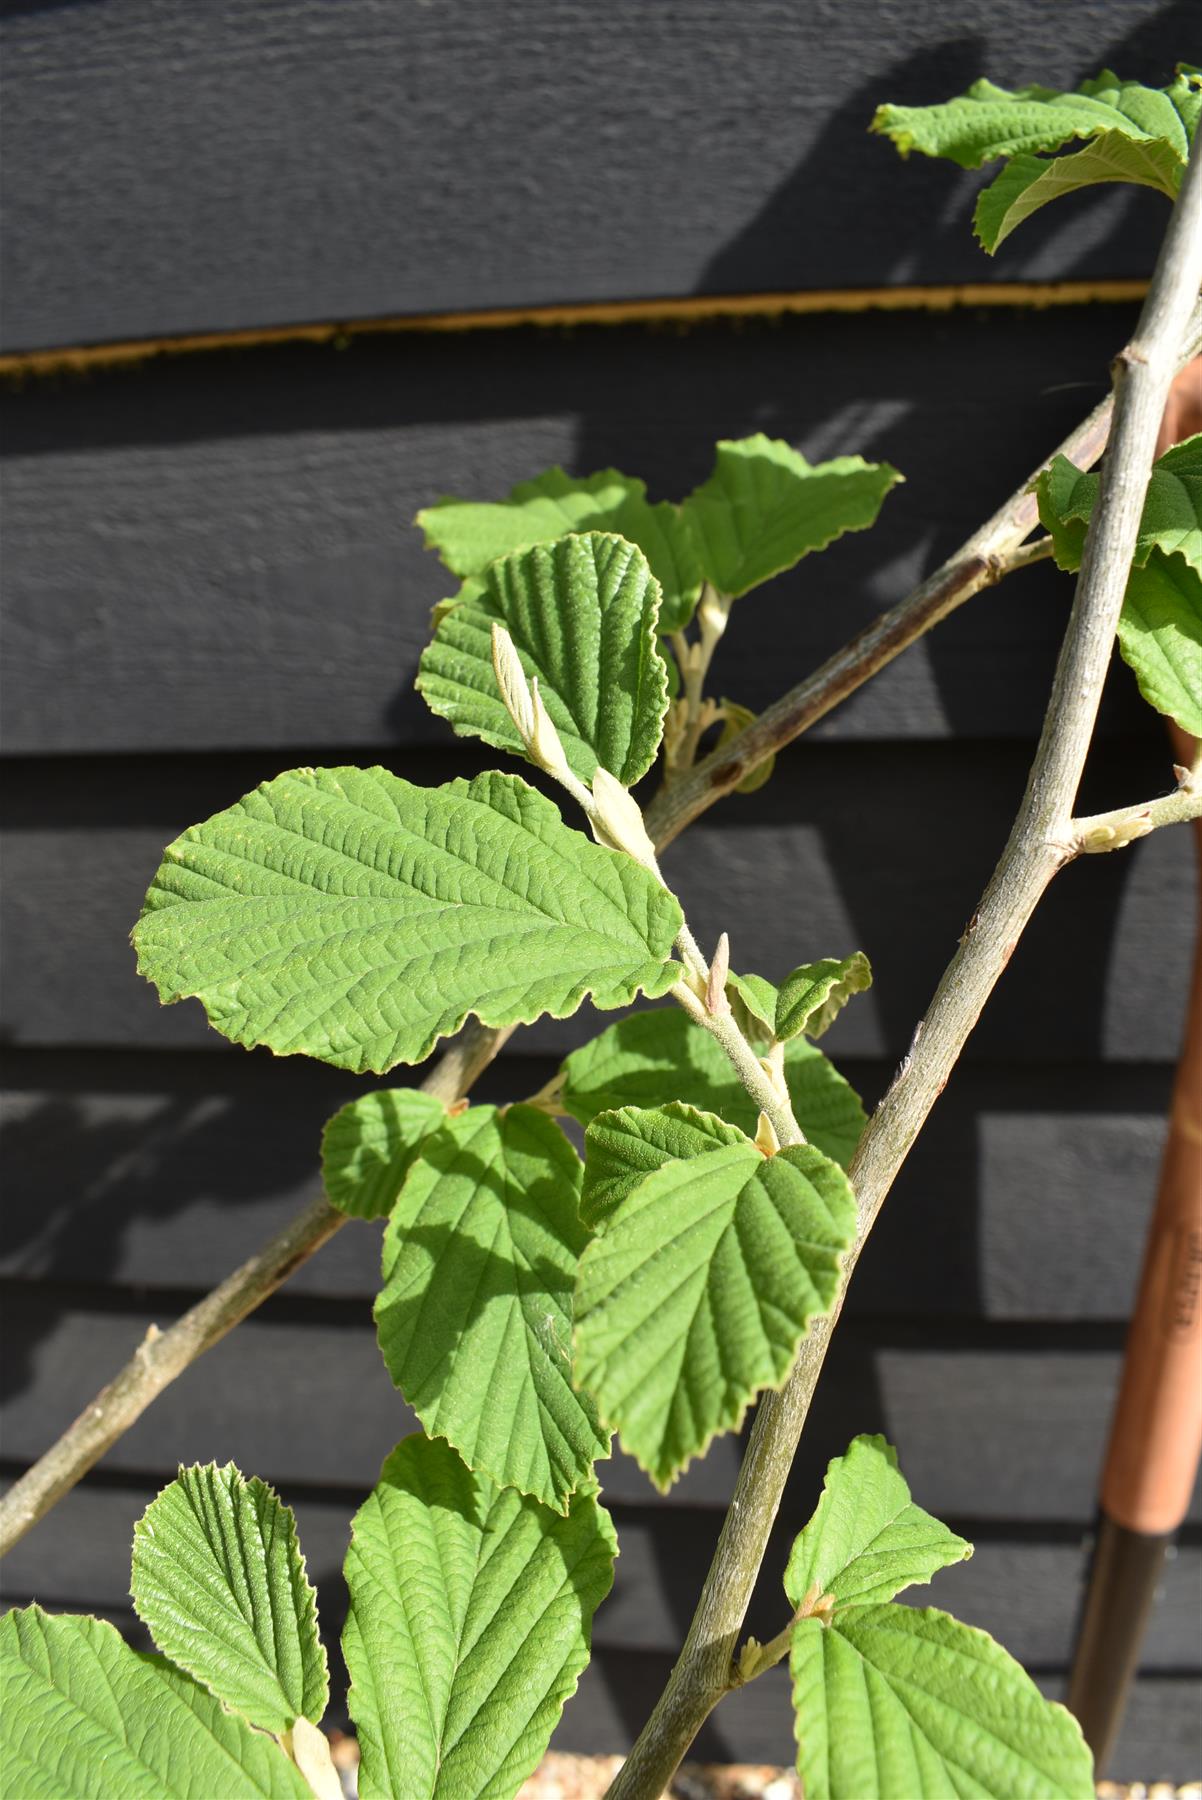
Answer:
791, 1605, 1094, 1799
872, 68, 1199, 251
130, 1463, 327, 1738
375, 1105, 609, 1511
0, 1608, 310, 1799
343, 1435, 615, 1800
134, 766, 683, 1074
574, 1122, 855, 1488
417, 531, 671, 785
775, 953, 873, 1042
561, 1008, 866, 1171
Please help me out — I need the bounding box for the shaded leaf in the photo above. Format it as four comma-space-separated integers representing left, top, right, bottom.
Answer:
417, 532, 671, 784
974, 134, 1182, 250
1117, 549, 1202, 735
131, 1464, 327, 1737
375, 1105, 608, 1511
417, 465, 702, 633
0, 1608, 310, 1799
725, 969, 779, 1045
784, 1435, 970, 1612
1036, 438, 1202, 576
574, 1126, 854, 1487
679, 436, 901, 599
716, 699, 776, 793
343, 1435, 615, 1800
561, 1009, 865, 1171
775, 953, 872, 1042
791, 1605, 1093, 1799
321, 1088, 448, 1219
134, 767, 682, 1075
581, 1101, 745, 1230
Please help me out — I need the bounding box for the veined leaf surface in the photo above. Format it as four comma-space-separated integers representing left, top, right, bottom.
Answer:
581, 1101, 745, 1230
873, 68, 1199, 253
1117, 550, 1202, 736
574, 1124, 854, 1487
775, 953, 873, 1042
0, 1608, 310, 1799
784, 1435, 970, 1611
791, 1605, 1093, 1799
131, 1464, 327, 1737
560, 1009, 865, 1171
1037, 438, 1202, 576
417, 533, 671, 784
134, 767, 682, 1074
343, 1435, 615, 1800
417, 465, 702, 632
375, 1105, 608, 1511
321, 1088, 448, 1219
679, 435, 901, 600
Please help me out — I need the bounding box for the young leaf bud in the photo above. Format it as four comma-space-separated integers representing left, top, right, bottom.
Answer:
590, 766, 658, 865
528, 678, 575, 786
705, 931, 732, 1016
490, 622, 535, 743
754, 1110, 781, 1157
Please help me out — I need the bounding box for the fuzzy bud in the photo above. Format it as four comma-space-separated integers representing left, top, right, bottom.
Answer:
490, 623, 535, 743
590, 766, 658, 865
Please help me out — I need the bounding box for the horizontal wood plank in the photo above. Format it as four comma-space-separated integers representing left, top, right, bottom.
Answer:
4, 1301, 1198, 1524
4, 1479, 1197, 1673
2, 740, 1191, 1061
1, 305, 1162, 756
0, 1, 1176, 352
0, 1054, 1174, 1321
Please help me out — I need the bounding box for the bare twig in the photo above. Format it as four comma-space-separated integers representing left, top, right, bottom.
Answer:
644, 305, 1202, 852
607, 142, 1202, 1800
0, 1019, 507, 1556
7, 255, 1198, 1571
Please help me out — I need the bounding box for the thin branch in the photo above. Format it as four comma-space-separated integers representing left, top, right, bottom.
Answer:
8, 267, 1198, 1569
672, 977, 804, 1149
644, 302, 1202, 852
1073, 771, 1202, 851
607, 140, 1202, 1800
0, 1018, 507, 1557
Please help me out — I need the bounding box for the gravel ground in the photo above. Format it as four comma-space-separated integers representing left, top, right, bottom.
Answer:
328, 1739, 1200, 1798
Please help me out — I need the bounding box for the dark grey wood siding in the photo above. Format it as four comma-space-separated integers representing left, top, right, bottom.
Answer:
3, 1, 1200, 1782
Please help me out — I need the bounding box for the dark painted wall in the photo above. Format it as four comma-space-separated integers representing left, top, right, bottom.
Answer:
2, 0, 1200, 1780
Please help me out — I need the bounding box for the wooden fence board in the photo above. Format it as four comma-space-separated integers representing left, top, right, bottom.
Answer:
3, 747, 1191, 1061
1, 306, 1158, 755
4, 1300, 1198, 1524
0, 0, 1181, 351
0, 1055, 1173, 1321
4, 1479, 1197, 1671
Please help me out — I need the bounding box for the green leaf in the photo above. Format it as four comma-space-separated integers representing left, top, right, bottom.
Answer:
561, 1008, 865, 1171
581, 1101, 746, 1229
775, 953, 873, 1042
134, 767, 683, 1075
679, 435, 901, 600
784, 1435, 970, 1612
417, 532, 672, 785
574, 1125, 854, 1487
343, 1434, 615, 1800
725, 969, 779, 1045
973, 133, 1182, 251
1117, 549, 1202, 735
375, 1104, 608, 1512
1037, 438, 1202, 576
130, 1463, 327, 1736
417, 465, 703, 633
321, 1088, 448, 1219
716, 699, 776, 793
791, 1604, 1093, 1799
0, 1607, 311, 1799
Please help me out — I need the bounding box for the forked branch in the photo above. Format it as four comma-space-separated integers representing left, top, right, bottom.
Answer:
605, 141, 1202, 1800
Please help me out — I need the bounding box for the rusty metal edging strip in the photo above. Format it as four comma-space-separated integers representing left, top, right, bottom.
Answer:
0, 279, 1150, 379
